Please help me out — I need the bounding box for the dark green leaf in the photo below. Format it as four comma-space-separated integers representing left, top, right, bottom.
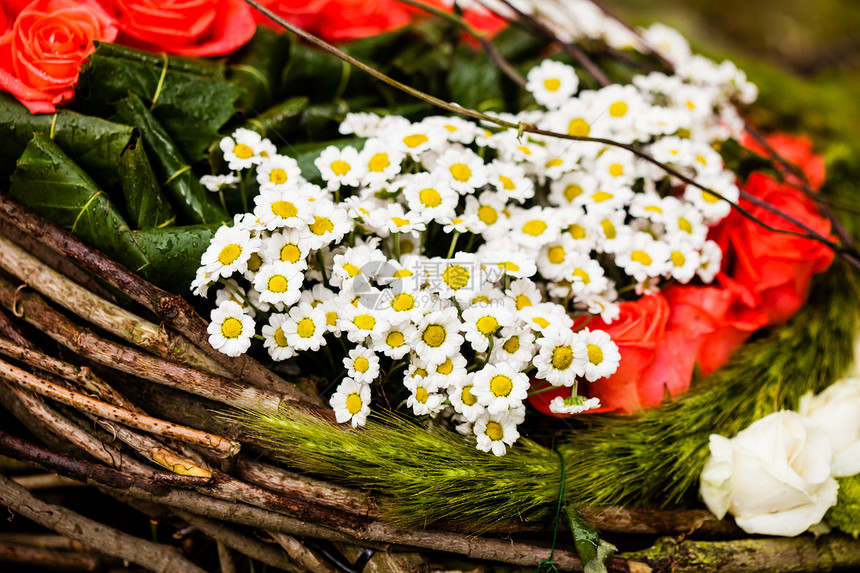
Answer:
76, 43, 242, 162
282, 38, 354, 101
117, 132, 176, 229
492, 25, 550, 60
229, 27, 291, 114
562, 503, 615, 573
0, 93, 136, 189
447, 49, 504, 112
113, 93, 228, 226
241, 97, 309, 141
718, 138, 782, 183
133, 225, 218, 293
10, 134, 149, 273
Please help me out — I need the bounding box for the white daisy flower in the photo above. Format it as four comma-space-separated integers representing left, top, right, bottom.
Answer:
592, 84, 645, 131
329, 378, 371, 427
301, 200, 353, 250
521, 302, 575, 334
375, 283, 427, 326
410, 307, 464, 365
214, 279, 258, 318
697, 239, 723, 283
666, 239, 702, 283
344, 346, 380, 384
253, 261, 303, 307
370, 323, 415, 359
549, 395, 602, 415
421, 115, 481, 145
567, 251, 610, 297
485, 160, 534, 202
300, 283, 336, 310
491, 328, 537, 369
200, 173, 239, 192
447, 373, 485, 422
662, 203, 708, 245
262, 229, 310, 268
330, 245, 388, 289
526, 59, 580, 109
474, 411, 520, 456
358, 139, 404, 188
433, 147, 488, 195
463, 191, 508, 236
593, 148, 639, 187
461, 304, 515, 353
505, 278, 543, 312
586, 207, 633, 254
190, 267, 215, 297
578, 328, 621, 382
402, 172, 459, 223
339, 305, 390, 344
472, 363, 529, 415
404, 375, 446, 417
425, 353, 468, 388
256, 154, 303, 190
537, 235, 581, 282
534, 327, 588, 387
368, 202, 427, 236
281, 302, 328, 352
253, 187, 313, 231
219, 128, 267, 171
428, 254, 482, 301
339, 111, 388, 137
388, 122, 447, 159
478, 247, 538, 282
616, 232, 672, 283
200, 225, 262, 280
207, 301, 255, 357
684, 173, 738, 224
241, 251, 265, 282
261, 313, 296, 361
509, 206, 562, 250
315, 145, 366, 191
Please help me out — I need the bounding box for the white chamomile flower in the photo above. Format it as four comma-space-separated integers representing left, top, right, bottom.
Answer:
667, 240, 702, 283
358, 139, 404, 188
510, 206, 562, 249
253, 261, 303, 307
447, 373, 485, 422
526, 59, 580, 109
256, 154, 303, 190
410, 307, 464, 365
433, 147, 488, 195
593, 84, 645, 131
422, 115, 480, 145
404, 375, 446, 417
253, 187, 313, 231
261, 313, 296, 361
262, 229, 310, 268
478, 247, 538, 282
190, 267, 215, 297
372, 202, 427, 236
474, 411, 520, 456
578, 328, 621, 382
375, 283, 426, 326
473, 363, 529, 415
214, 279, 257, 318
697, 239, 722, 283
461, 305, 515, 353
201, 173, 239, 192
388, 122, 446, 158
616, 232, 672, 283
587, 206, 633, 254
539, 144, 579, 182
593, 148, 639, 187
315, 145, 366, 190
429, 254, 481, 301
534, 327, 588, 386
339, 111, 386, 137
567, 251, 610, 297
219, 128, 266, 171
426, 353, 468, 387
200, 225, 262, 280
241, 251, 265, 282
339, 305, 390, 344
537, 235, 581, 282
370, 324, 415, 359
578, 182, 635, 212
331, 245, 387, 289
491, 328, 537, 369
301, 200, 353, 250
344, 346, 380, 384
402, 172, 459, 222
207, 301, 255, 357
463, 191, 508, 236
521, 302, 575, 334
685, 173, 738, 223
486, 160, 534, 202
505, 278, 543, 312
549, 172, 598, 207
549, 394, 602, 415
663, 203, 708, 244
330, 378, 371, 427
282, 302, 328, 352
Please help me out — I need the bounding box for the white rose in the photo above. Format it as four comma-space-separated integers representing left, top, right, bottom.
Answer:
799, 377, 860, 477
699, 410, 838, 537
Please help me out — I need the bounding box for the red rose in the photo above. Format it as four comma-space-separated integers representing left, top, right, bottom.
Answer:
97, 0, 255, 57
256, 0, 412, 43
253, 0, 330, 34
0, 0, 118, 113
711, 173, 833, 325
743, 133, 825, 189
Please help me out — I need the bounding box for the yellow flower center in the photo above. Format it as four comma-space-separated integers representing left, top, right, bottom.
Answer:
345, 393, 363, 415
485, 421, 504, 441
515, 294, 532, 311
587, 344, 603, 365
221, 317, 243, 339
403, 134, 428, 148
280, 244, 301, 263
368, 153, 390, 172
568, 118, 590, 137
522, 219, 547, 236
354, 314, 376, 330
631, 250, 652, 266
218, 244, 242, 266
503, 336, 520, 354
568, 224, 586, 240
419, 187, 442, 207
442, 265, 470, 290
472, 295, 491, 305
573, 268, 591, 284
274, 327, 288, 347
415, 386, 429, 404
547, 246, 566, 265
543, 78, 562, 92
477, 205, 498, 225
310, 216, 334, 236
591, 191, 613, 202
233, 143, 254, 159
436, 358, 454, 375
325, 311, 338, 326
271, 200, 298, 219
489, 374, 513, 397
498, 261, 519, 272
393, 269, 413, 279
297, 318, 316, 338
353, 356, 370, 373
422, 324, 446, 348
450, 164, 472, 182
267, 275, 288, 293
645, 205, 662, 213
601, 220, 617, 239
678, 217, 693, 234
391, 293, 415, 312
476, 316, 499, 335
386, 331, 405, 347
498, 175, 515, 190
532, 316, 550, 329
608, 163, 624, 177
391, 217, 410, 227
546, 158, 564, 168
563, 184, 583, 202
343, 263, 361, 277
671, 251, 686, 267
413, 367, 428, 379
551, 346, 574, 371
246, 252, 262, 272
702, 191, 720, 204
269, 168, 288, 184
461, 385, 477, 406
330, 160, 351, 176
609, 101, 628, 118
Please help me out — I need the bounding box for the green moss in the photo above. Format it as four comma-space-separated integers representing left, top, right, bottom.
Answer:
827, 474, 860, 537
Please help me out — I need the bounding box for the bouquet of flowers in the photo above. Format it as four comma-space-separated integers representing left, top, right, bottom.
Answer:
0, 0, 858, 571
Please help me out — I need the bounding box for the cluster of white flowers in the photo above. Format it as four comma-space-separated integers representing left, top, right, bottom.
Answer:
194, 48, 752, 455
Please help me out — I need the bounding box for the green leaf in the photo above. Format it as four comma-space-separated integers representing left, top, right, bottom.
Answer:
447, 48, 504, 112
0, 93, 136, 190
717, 138, 782, 183
562, 504, 616, 573
117, 132, 176, 229
76, 43, 242, 162
10, 134, 149, 272
282, 38, 356, 102
113, 93, 228, 226
133, 225, 218, 293
240, 96, 309, 141
229, 27, 291, 114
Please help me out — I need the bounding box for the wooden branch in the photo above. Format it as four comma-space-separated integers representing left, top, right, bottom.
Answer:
0, 541, 103, 572
0, 233, 232, 378
0, 354, 241, 457
0, 474, 208, 573
216, 541, 237, 573
271, 532, 339, 573
0, 278, 285, 412
0, 196, 310, 400
12, 473, 84, 490
0, 533, 86, 551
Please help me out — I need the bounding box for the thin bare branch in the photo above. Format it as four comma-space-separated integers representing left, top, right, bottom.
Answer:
270, 532, 338, 573
11, 474, 84, 490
